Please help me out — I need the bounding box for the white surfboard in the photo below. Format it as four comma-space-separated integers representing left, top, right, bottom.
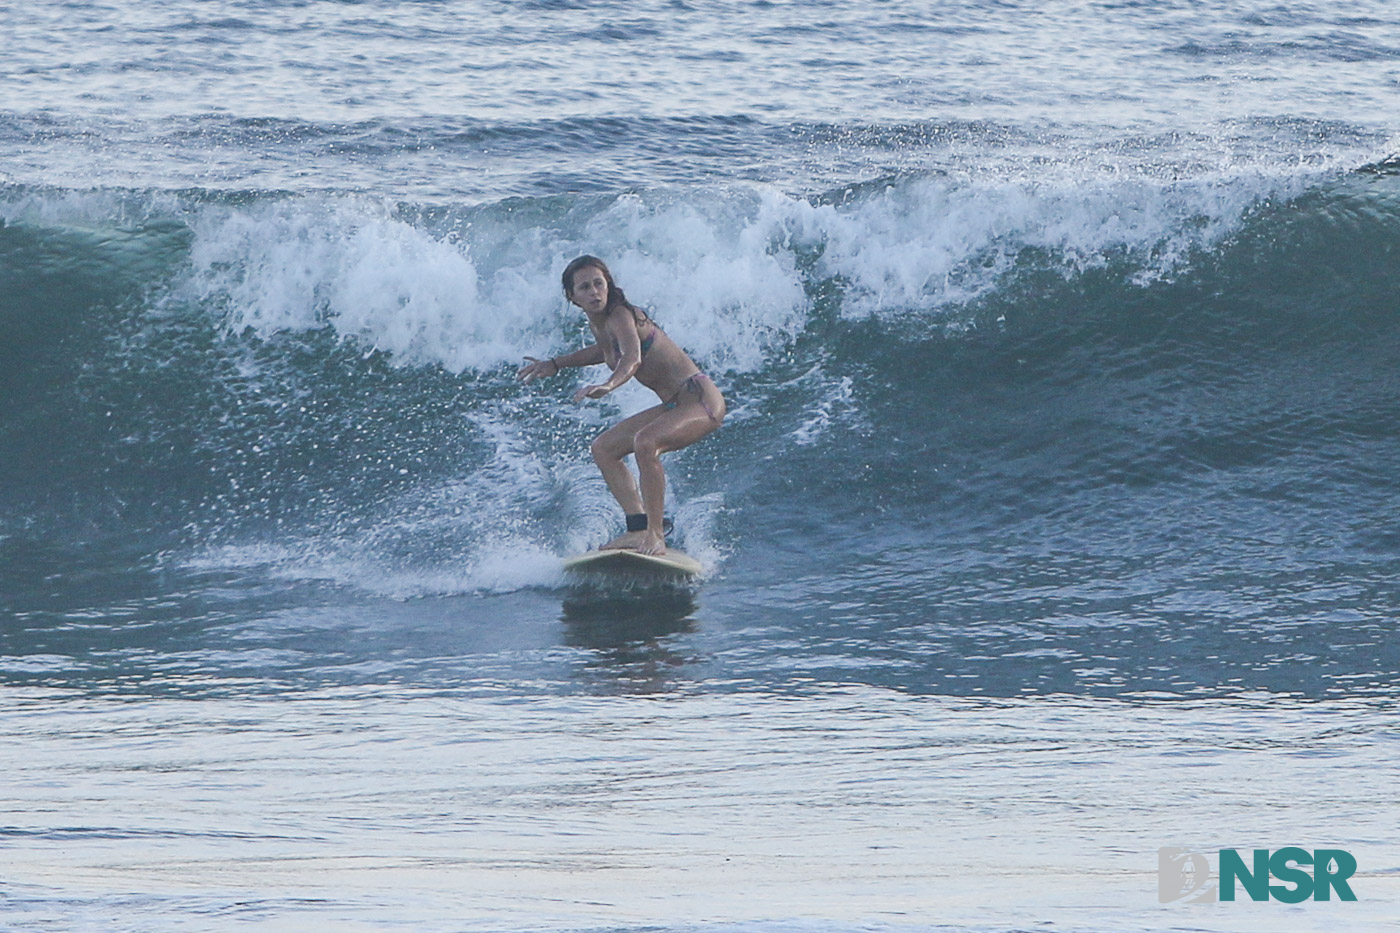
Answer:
563, 547, 704, 579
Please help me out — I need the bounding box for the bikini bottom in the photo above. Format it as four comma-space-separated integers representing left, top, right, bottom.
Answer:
662, 372, 721, 423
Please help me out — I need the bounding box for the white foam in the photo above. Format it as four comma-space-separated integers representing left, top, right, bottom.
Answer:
671, 491, 727, 574
186, 534, 567, 599
182, 189, 815, 376
185, 197, 555, 372
790, 373, 857, 447
798, 166, 1319, 317
178, 165, 1331, 382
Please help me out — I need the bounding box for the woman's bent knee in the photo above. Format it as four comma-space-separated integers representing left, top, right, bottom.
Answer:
591, 434, 622, 463
633, 435, 662, 463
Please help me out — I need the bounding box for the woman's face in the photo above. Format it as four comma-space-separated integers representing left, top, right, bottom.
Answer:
569, 266, 609, 312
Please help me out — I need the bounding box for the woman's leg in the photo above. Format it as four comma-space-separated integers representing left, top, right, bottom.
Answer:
591, 405, 667, 549
630, 392, 725, 555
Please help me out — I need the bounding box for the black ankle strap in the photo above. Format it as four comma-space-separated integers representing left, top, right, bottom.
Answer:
625, 513, 648, 532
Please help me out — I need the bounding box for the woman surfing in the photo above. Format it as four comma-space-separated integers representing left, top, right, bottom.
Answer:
518, 255, 726, 556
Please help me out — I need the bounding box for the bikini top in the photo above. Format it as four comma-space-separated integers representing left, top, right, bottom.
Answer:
612, 322, 657, 358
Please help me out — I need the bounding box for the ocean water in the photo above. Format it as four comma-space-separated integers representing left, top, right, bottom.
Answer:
3, 1, 1400, 930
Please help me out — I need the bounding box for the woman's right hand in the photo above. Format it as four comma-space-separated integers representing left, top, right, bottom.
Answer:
518, 356, 557, 384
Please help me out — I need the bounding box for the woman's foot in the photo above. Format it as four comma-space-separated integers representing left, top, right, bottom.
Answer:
634, 530, 666, 556
601, 530, 648, 550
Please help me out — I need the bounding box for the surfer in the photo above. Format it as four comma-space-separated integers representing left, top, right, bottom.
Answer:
519, 255, 725, 556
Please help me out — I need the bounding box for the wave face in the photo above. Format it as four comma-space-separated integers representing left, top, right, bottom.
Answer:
3, 162, 1399, 599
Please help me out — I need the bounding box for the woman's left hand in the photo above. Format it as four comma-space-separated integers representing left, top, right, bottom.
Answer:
573, 383, 612, 403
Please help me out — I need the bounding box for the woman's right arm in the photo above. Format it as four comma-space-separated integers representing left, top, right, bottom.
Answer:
553, 344, 606, 369
518, 344, 605, 383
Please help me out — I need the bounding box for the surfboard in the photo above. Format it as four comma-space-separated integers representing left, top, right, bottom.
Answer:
563, 547, 704, 579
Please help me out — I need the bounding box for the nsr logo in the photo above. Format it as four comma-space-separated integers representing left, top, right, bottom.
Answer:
1159, 847, 1358, 904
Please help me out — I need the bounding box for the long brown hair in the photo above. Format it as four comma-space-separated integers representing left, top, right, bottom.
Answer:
561, 255, 651, 327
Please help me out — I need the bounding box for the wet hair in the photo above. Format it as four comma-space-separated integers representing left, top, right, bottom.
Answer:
561, 255, 651, 327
